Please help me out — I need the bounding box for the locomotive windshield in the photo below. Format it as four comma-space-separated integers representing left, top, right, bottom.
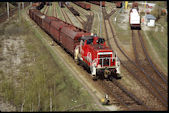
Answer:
87, 39, 93, 44
97, 38, 105, 44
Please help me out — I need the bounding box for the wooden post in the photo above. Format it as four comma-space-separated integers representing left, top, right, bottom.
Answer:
50, 91, 52, 111
18, 2, 20, 17
22, 2, 24, 9
7, 2, 9, 19
100, 1, 102, 37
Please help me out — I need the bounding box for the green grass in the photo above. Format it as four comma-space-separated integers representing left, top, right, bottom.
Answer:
0, 8, 99, 111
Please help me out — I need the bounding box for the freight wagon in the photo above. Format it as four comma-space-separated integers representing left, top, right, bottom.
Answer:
29, 9, 121, 80
32, 2, 40, 7
32, 2, 45, 10
65, 4, 80, 16
73, 2, 91, 10
88, 1, 105, 7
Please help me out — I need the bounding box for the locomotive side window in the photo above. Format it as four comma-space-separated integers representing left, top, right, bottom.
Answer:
97, 38, 105, 44
81, 40, 84, 46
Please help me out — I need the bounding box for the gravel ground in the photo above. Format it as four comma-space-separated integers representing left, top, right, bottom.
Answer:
0, 98, 16, 111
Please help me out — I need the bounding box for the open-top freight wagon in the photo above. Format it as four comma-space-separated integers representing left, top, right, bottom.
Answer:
29, 8, 121, 80
32, 2, 45, 10
88, 1, 105, 7
65, 4, 80, 16
73, 2, 91, 10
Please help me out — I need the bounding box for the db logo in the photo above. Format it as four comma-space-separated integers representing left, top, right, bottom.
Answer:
87, 52, 92, 63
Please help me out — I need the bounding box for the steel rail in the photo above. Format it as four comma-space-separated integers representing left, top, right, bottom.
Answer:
131, 30, 168, 104
137, 30, 168, 84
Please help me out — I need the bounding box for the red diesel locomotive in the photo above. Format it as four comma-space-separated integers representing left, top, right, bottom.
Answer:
29, 8, 121, 80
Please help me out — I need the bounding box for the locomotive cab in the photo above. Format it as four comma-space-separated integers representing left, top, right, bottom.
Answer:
79, 35, 106, 46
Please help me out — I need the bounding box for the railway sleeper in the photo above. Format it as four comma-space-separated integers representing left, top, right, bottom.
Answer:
125, 101, 136, 105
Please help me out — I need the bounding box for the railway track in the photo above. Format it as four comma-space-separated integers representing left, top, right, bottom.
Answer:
0, 8, 17, 23
62, 3, 84, 27
131, 30, 168, 106
0, 3, 29, 23
75, 16, 84, 25
42, 5, 47, 14
43, 6, 49, 15
60, 4, 93, 33
71, 2, 89, 17
101, 7, 167, 109
101, 7, 150, 110
53, 2, 57, 17
105, 2, 115, 14
84, 11, 94, 32
137, 31, 167, 84
60, 6, 73, 25
71, 2, 94, 32
78, 16, 85, 24
103, 3, 116, 19
99, 80, 149, 110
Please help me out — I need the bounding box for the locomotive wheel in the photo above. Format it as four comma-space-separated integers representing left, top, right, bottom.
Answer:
109, 76, 113, 81
75, 59, 80, 65
116, 74, 122, 79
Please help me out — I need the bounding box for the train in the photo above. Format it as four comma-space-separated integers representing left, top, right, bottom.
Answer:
88, 1, 105, 7
129, 2, 141, 29
65, 4, 80, 16
28, 8, 121, 80
73, 2, 91, 10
